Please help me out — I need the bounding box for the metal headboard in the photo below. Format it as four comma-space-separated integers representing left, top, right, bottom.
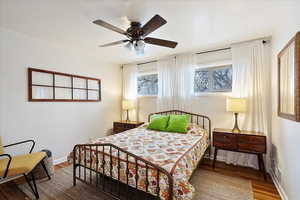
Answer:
148, 110, 211, 156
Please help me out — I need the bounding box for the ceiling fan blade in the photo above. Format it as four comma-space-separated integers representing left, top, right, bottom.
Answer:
144, 37, 178, 48
99, 40, 129, 47
93, 19, 127, 35
142, 15, 167, 37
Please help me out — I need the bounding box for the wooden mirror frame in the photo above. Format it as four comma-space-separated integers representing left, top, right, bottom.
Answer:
278, 32, 300, 121
28, 68, 101, 102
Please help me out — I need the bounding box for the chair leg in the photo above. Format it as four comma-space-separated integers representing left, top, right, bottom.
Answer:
24, 173, 39, 199
30, 172, 39, 199
41, 160, 51, 180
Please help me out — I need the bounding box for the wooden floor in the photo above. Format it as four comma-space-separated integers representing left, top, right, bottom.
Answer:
200, 159, 281, 200
0, 159, 281, 200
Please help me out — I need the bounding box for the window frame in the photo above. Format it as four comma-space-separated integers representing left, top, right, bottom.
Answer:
137, 72, 158, 97
193, 63, 233, 96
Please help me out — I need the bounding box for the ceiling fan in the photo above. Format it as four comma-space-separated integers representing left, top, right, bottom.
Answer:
93, 14, 178, 55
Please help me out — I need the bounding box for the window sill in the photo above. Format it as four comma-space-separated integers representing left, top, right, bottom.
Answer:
193, 92, 232, 97
137, 95, 157, 99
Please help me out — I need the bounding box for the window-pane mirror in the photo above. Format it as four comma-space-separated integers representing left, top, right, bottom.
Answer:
73, 89, 87, 100
88, 90, 99, 100
88, 80, 99, 90
28, 68, 101, 102
55, 88, 72, 100
55, 75, 72, 87
32, 86, 53, 99
32, 71, 53, 86
278, 32, 300, 121
73, 78, 86, 89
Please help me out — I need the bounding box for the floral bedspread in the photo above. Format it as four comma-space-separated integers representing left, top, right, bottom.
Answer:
73, 124, 209, 200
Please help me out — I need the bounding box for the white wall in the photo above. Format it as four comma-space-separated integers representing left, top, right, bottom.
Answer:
270, 4, 300, 200
0, 28, 122, 161
138, 95, 232, 129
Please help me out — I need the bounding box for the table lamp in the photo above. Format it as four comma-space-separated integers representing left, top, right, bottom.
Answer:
122, 100, 134, 121
226, 97, 247, 133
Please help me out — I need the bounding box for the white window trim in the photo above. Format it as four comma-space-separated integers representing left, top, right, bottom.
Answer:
194, 91, 232, 97
137, 95, 157, 99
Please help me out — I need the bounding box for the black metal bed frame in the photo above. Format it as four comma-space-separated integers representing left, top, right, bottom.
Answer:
73, 110, 211, 200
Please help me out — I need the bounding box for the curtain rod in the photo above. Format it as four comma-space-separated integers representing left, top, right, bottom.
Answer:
195, 47, 230, 55
137, 60, 157, 66
137, 47, 230, 65
136, 39, 268, 66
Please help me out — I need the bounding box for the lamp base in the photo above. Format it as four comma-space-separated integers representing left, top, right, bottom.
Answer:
232, 113, 241, 133
126, 109, 130, 122
232, 127, 241, 133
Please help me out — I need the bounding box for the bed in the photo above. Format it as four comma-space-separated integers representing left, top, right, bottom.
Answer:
72, 110, 211, 200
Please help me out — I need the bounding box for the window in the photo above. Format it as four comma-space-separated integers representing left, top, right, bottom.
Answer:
194, 65, 232, 93
137, 74, 158, 96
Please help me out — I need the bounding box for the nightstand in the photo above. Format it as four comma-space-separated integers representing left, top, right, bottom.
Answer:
113, 121, 144, 134
213, 128, 267, 180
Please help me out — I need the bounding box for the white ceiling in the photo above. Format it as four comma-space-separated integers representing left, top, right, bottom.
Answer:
0, 0, 298, 64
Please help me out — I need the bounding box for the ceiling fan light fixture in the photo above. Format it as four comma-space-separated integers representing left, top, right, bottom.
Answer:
124, 41, 134, 51
135, 47, 144, 56
134, 40, 145, 56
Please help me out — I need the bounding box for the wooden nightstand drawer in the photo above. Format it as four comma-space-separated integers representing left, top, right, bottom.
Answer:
124, 124, 135, 129
237, 135, 266, 153
238, 143, 266, 153
113, 121, 144, 134
213, 132, 237, 150
238, 135, 265, 145
113, 127, 124, 133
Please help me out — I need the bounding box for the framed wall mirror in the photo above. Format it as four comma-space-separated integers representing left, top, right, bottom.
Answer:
28, 68, 101, 102
278, 32, 300, 121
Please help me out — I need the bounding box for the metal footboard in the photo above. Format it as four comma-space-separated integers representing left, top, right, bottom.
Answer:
73, 143, 173, 200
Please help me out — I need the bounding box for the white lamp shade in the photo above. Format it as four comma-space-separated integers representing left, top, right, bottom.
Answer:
122, 100, 134, 110
226, 97, 247, 113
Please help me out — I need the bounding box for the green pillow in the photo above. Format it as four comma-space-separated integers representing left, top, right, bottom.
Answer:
148, 115, 169, 131
166, 114, 190, 133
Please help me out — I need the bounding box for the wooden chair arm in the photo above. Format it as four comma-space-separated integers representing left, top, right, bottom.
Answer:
4, 140, 35, 153
0, 154, 12, 178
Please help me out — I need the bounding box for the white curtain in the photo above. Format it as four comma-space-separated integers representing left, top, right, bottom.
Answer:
157, 57, 176, 111
122, 64, 138, 121
157, 54, 195, 112
224, 40, 271, 169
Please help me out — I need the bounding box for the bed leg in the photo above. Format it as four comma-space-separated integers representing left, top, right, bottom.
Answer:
73, 165, 76, 186
73, 149, 77, 186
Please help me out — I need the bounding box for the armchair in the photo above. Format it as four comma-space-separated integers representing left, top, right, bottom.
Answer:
0, 137, 51, 199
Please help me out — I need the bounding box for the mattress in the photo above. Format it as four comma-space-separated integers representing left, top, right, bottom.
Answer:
75, 123, 209, 200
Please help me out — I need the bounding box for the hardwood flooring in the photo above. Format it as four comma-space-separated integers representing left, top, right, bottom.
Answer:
0, 159, 281, 200
200, 159, 281, 200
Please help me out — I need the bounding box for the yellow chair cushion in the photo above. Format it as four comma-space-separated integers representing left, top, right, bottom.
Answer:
0, 152, 46, 178
0, 137, 4, 155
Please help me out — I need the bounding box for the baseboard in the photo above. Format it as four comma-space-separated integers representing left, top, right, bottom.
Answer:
270, 170, 289, 200
53, 156, 67, 165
